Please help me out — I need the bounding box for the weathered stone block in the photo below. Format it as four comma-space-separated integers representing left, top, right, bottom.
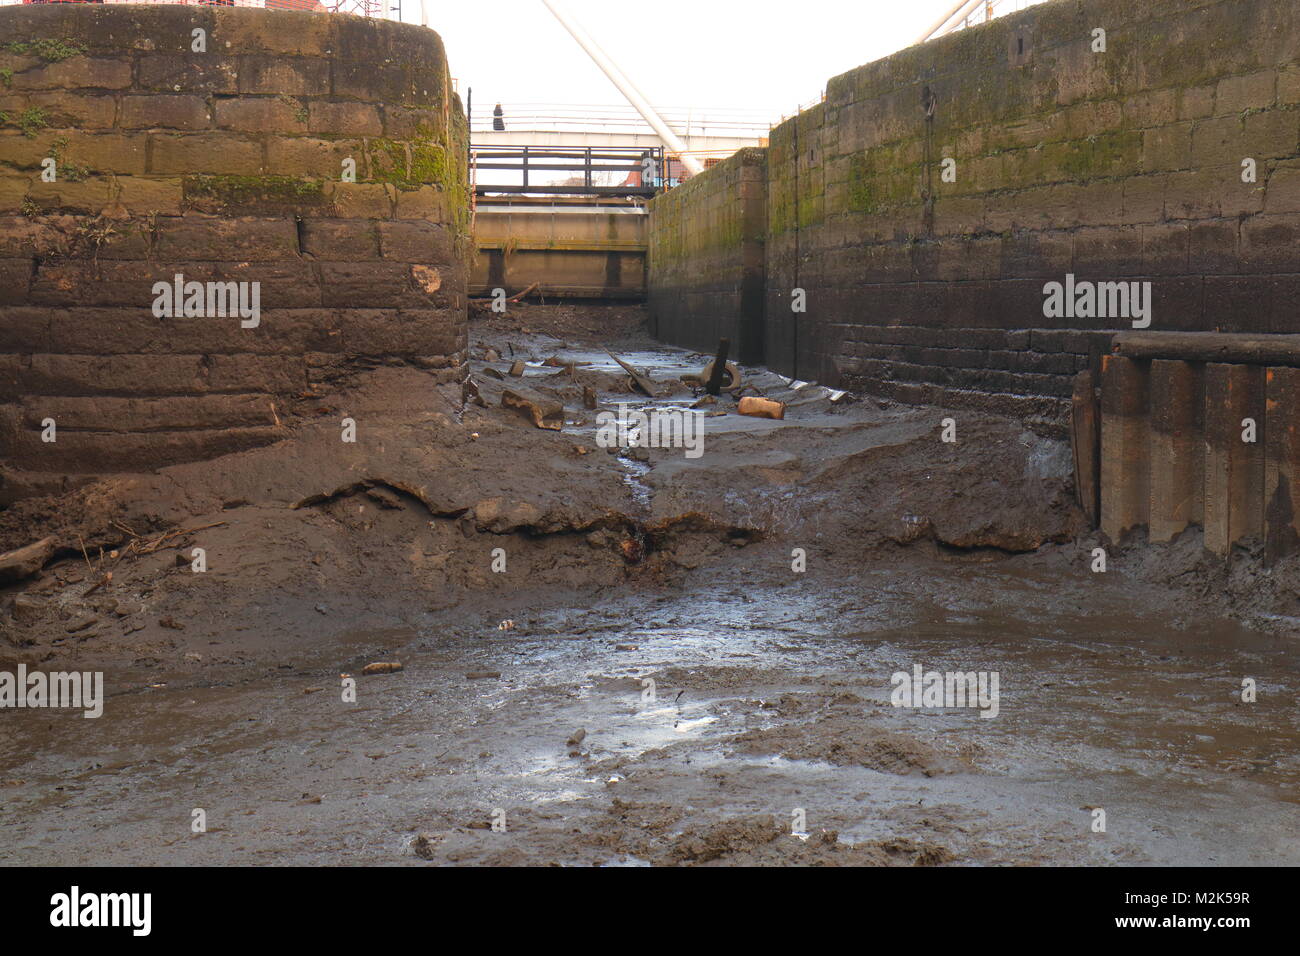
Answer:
264, 136, 362, 180
237, 55, 329, 96
25, 176, 113, 215
1189, 114, 1245, 168
1242, 108, 1299, 160
1279, 69, 1300, 105
10, 57, 132, 92
149, 133, 263, 176
120, 95, 210, 131
137, 55, 239, 94
308, 101, 382, 137
378, 220, 452, 263
324, 182, 394, 219
1142, 123, 1192, 171
1187, 220, 1240, 274
1264, 166, 1300, 213
1121, 173, 1166, 223
0, 259, 32, 305
21, 92, 117, 129
1215, 71, 1277, 115
154, 217, 300, 261
211, 8, 335, 57
300, 219, 380, 260
115, 177, 184, 216
214, 97, 307, 134
1239, 213, 1300, 273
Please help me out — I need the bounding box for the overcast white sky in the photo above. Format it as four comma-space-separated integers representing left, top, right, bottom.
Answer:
402, 0, 997, 125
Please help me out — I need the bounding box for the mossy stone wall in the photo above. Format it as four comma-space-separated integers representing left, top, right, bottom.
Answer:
0, 5, 469, 494
650, 0, 1300, 429
646, 147, 766, 363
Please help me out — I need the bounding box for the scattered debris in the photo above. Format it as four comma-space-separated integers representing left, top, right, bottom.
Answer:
488, 281, 540, 303
498, 619, 515, 631
566, 728, 587, 747
605, 349, 657, 397
467, 670, 501, 680
412, 833, 440, 860
737, 396, 786, 420
501, 386, 564, 430
361, 661, 404, 676
125, 522, 228, 558
705, 338, 732, 395
508, 360, 526, 377
158, 616, 184, 630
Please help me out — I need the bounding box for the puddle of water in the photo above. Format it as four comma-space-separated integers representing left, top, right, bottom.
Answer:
4, 567, 1299, 865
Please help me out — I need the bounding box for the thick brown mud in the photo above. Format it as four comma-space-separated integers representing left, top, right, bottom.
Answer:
2, 304, 1298, 866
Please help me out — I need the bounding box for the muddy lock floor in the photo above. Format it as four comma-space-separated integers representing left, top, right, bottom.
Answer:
2, 306, 1298, 866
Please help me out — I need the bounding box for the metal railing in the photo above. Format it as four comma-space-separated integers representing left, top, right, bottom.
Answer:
471, 144, 667, 197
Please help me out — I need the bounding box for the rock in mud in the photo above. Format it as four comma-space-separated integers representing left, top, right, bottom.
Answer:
0, 536, 56, 585
361, 661, 403, 676
10, 594, 45, 625
65, 614, 98, 634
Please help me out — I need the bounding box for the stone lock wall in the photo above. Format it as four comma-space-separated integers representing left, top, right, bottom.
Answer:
0, 5, 469, 497
647, 147, 766, 363
647, 0, 1300, 431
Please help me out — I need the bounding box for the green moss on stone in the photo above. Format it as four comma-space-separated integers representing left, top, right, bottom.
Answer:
185, 174, 327, 211
365, 137, 457, 189
16, 106, 47, 138
49, 136, 88, 182
5, 38, 88, 62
